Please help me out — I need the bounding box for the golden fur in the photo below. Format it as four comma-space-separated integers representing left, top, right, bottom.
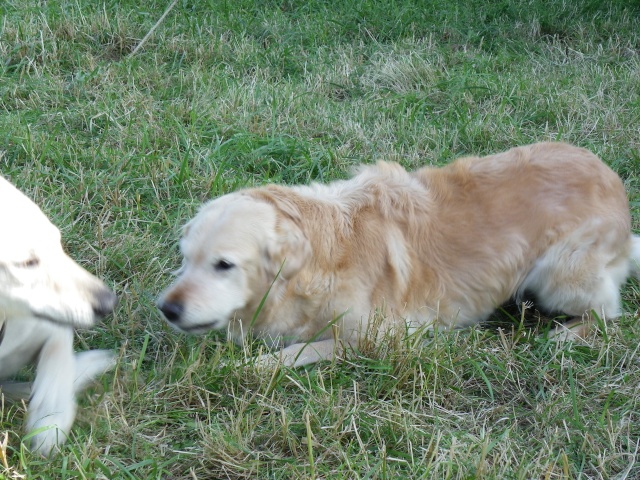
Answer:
158, 142, 640, 366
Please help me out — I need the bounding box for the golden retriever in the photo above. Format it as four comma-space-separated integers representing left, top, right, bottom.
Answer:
158, 142, 640, 367
0, 175, 117, 456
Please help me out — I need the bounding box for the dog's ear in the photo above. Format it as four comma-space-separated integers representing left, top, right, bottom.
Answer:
264, 216, 311, 280
182, 221, 192, 238
177, 218, 194, 255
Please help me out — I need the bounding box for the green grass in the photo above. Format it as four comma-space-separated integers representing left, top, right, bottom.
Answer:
1, 0, 640, 478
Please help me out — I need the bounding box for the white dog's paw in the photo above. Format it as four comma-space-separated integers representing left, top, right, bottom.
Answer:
23, 349, 115, 457
73, 349, 116, 393
25, 393, 76, 448
25, 422, 67, 457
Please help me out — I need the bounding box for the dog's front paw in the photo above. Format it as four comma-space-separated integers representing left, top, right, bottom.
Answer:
25, 417, 70, 457
254, 351, 288, 368
73, 349, 117, 393
253, 340, 338, 368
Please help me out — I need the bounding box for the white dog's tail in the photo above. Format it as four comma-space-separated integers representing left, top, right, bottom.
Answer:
630, 235, 640, 279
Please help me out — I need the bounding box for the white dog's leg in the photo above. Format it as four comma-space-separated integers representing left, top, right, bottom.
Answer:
259, 339, 339, 367
25, 328, 77, 457
20, 348, 114, 456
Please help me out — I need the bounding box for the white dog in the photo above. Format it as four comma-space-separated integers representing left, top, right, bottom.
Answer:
0, 175, 117, 456
158, 143, 640, 367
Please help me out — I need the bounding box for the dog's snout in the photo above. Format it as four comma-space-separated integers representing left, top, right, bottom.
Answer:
159, 301, 184, 322
92, 288, 118, 318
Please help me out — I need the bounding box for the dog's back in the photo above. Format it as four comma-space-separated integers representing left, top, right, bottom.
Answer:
407, 142, 631, 326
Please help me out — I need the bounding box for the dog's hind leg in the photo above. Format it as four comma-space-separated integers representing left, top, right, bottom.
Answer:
549, 258, 628, 341
630, 235, 640, 278
519, 228, 631, 341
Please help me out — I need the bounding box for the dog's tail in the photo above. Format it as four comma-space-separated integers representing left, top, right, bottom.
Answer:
630, 235, 640, 279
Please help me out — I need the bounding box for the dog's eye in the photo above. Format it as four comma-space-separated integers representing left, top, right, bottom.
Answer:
19, 258, 40, 268
214, 260, 235, 271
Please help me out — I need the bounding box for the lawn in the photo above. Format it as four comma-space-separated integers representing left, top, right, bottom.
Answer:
1, 0, 639, 478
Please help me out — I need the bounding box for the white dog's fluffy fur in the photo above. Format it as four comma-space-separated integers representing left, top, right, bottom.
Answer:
158, 142, 640, 367
0, 175, 117, 456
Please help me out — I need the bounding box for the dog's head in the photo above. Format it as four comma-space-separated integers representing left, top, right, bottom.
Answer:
0, 176, 117, 328
157, 191, 311, 335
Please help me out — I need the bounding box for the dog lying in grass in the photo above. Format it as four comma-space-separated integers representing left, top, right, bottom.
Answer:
0, 175, 117, 456
158, 142, 640, 367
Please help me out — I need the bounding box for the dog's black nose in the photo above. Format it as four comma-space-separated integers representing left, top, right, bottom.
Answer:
92, 289, 118, 318
159, 301, 183, 322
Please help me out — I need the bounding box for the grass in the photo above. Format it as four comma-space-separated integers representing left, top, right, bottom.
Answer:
1, 0, 640, 478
